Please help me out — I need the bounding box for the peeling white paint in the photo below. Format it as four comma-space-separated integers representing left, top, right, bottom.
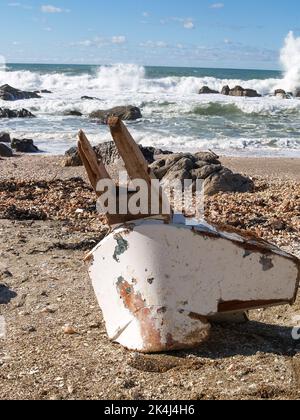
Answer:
87, 219, 300, 353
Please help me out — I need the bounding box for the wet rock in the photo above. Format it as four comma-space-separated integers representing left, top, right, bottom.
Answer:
89, 105, 142, 123
11, 138, 40, 153
274, 89, 288, 99
0, 84, 41, 101
63, 110, 83, 117
199, 86, 219, 94
0, 132, 11, 143
295, 90, 300, 98
227, 86, 261, 98
221, 85, 230, 96
81, 95, 100, 100
0, 143, 13, 158
0, 108, 36, 118
34, 89, 52, 94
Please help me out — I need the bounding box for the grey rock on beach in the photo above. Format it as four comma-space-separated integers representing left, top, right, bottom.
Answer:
64, 143, 254, 196
89, 106, 142, 124
0, 84, 41, 101
150, 151, 254, 195
0, 132, 11, 143
11, 139, 40, 153
0, 143, 13, 157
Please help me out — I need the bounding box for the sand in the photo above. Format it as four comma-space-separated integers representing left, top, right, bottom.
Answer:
0, 154, 299, 400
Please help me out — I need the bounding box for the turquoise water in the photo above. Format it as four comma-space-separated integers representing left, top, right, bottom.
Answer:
0, 63, 299, 156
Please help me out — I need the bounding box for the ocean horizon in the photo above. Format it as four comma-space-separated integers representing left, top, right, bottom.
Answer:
1, 62, 300, 157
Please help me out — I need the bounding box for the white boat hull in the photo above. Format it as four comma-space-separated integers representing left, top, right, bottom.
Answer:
87, 219, 300, 353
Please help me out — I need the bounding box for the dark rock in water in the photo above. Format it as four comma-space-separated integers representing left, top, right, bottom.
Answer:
199, 86, 219, 94
228, 86, 244, 97
295, 90, 300, 98
0, 143, 13, 157
274, 89, 288, 99
63, 110, 83, 117
242, 88, 262, 98
81, 96, 101, 101
89, 106, 142, 124
150, 151, 253, 195
63, 142, 172, 167
0, 84, 41, 101
11, 139, 40, 153
0, 132, 11, 143
221, 85, 230, 96
34, 89, 52, 94
0, 108, 36, 118
225, 85, 261, 98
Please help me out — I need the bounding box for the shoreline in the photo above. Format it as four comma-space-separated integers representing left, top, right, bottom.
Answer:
1, 154, 300, 181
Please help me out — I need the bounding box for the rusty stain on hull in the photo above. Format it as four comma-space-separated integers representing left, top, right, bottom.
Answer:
88, 219, 300, 353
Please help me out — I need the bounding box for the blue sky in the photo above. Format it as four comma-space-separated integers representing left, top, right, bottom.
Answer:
1, 0, 300, 69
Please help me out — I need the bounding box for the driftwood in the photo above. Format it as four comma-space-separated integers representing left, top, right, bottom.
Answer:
78, 118, 172, 225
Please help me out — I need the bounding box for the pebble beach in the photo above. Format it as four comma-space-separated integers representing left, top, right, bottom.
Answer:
0, 153, 299, 400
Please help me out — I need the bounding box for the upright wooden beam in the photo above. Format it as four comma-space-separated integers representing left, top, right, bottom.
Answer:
108, 117, 172, 221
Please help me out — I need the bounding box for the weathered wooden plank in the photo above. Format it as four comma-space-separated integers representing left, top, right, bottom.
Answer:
108, 117, 171, 221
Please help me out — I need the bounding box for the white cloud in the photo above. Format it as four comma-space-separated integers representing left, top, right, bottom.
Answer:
41, 5, 70, 13
162, 17, 195, 30
210, 3, 225, 9
111, 36, 126, 44
184, 20, 195, 29
70, 35, 127, 48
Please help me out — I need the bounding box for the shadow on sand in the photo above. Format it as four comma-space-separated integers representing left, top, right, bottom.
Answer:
0, 284, 17, 305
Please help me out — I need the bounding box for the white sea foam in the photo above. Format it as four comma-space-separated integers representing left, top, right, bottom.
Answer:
280, 32, 300, 94
0, 61, 300, 156
0, 63, 282, 97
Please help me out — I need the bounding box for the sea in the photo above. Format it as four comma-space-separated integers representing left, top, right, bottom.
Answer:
1, 62, 300, 156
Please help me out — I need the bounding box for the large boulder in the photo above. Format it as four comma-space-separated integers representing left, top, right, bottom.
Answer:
63, 142, 171, 167
150, 151, 254, 195
295, 90, 300, 98
204, 168, 254, 196
275, 89, 288, 99
0, 143, 13, 157
221, 85, 230, 96
199, 86, 219, 94
222, 85, 261, 98
89, 106, 142, 124
0, 132, 11, 143
0, 84, 41, 101
0, 108, 35, 118
11, 139, 40, 153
